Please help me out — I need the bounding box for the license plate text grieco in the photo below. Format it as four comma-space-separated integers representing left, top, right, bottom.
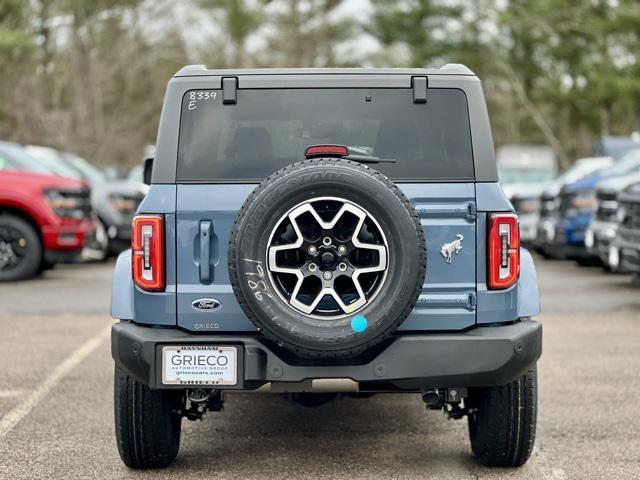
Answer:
162, 345, 237, 386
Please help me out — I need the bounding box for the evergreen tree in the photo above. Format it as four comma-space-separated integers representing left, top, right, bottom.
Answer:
368, 0, 461, 67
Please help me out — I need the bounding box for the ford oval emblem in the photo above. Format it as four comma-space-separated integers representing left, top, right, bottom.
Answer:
191, 298, 222, 311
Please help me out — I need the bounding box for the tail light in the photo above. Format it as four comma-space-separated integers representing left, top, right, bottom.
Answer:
487, 213, 520, 290
132, 215, 165, 291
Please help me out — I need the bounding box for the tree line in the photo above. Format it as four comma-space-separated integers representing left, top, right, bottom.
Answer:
1, 0, 639, 170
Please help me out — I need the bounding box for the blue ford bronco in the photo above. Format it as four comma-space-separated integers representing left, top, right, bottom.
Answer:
111, 65, 542, 469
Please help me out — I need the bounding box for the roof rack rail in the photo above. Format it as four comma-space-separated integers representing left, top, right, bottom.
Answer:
173, 64, 476, 77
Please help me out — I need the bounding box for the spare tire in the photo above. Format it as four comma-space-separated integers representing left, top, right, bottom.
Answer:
229, 159, 426, 358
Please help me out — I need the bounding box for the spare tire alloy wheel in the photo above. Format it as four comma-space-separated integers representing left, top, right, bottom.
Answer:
229, 159, 426, 359
267, 196, 388, 319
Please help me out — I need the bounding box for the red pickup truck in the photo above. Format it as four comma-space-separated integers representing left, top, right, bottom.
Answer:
0, 167, 95, 281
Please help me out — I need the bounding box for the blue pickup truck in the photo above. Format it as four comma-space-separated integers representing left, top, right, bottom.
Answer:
110, 65, 541, 469
555, 149, 640, 265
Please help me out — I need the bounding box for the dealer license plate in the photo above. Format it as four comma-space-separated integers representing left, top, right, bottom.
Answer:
162, 345, 237, 386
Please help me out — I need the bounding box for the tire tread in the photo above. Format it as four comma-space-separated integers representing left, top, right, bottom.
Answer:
114, 367, 181, 469
468, 366, 537, 467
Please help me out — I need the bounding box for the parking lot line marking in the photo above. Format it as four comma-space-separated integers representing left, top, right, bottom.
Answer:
0, 325, 111, 438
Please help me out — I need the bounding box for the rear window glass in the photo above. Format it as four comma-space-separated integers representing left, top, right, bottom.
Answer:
177, 88, 473, 182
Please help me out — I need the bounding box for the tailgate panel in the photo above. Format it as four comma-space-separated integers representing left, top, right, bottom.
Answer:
176, 183, 476, 332
397, 183, 476, 331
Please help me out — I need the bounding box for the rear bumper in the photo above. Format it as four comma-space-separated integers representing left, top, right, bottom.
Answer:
111, 319, 542, 390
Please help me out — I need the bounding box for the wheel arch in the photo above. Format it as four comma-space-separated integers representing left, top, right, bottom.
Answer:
517, 248, 540, 318
111, 249, 134, 320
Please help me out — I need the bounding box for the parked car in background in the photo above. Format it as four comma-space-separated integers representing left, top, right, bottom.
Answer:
615, 182, 640, 284
536, 157, 614, 257
497, 144, 559, 188
26, 145, 147, 259
508, 187, 545, 244
0, 143, 95, 280
555, 149, 640, 265
592, 133, 640, 159
585, 170, 640, 271
127, 164, 143, 183
496, 144, 558, 243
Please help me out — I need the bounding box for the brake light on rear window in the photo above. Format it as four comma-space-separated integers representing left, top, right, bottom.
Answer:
487, 213, 520, 290
305, 144, 349, 158
132, 215, 165, 291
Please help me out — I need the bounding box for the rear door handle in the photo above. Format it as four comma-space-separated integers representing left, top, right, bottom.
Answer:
199, 220, 213, 283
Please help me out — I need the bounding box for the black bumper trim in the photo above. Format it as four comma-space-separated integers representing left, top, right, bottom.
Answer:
111, 320, 542, 390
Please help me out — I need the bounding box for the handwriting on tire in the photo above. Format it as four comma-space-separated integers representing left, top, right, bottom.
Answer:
243, 259, 272, 302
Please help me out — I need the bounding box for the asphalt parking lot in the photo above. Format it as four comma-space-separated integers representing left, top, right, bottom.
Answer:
0, 256, 639, 479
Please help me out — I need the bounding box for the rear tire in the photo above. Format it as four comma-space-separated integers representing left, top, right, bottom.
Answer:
467, 366, 537, 467
0, 214, 42, 281
114, 366, 183, 469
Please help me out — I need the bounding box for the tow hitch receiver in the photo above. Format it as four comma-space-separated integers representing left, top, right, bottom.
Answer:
421, 388, 471, 420
176, 389, 225, 421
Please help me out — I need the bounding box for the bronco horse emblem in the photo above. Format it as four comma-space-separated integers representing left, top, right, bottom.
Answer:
440, 234, 464, 264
